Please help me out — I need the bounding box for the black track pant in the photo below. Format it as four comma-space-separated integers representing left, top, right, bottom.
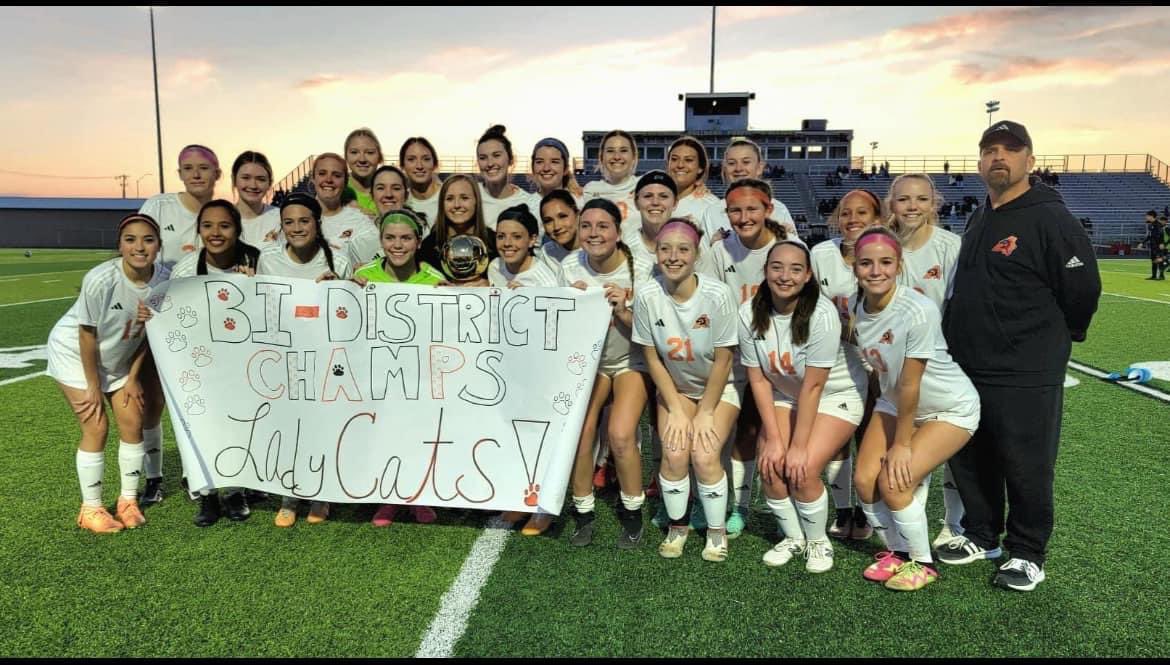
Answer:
948, 383, 1063, 566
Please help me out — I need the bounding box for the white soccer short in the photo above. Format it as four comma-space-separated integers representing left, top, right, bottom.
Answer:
874, 397, 980, 436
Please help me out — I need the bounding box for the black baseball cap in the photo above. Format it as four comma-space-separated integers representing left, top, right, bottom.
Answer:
979, 120, 1032, 150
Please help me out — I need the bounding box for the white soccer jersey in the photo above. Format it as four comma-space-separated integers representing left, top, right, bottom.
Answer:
479, 184, 539, 232
169, 251, 233, 279
673, 190, 722, 234
850, 285, 978, 418
710, 232, 777, 306
632, 273, 738, 400
241, 206, 282, 249
898, 226, 961, 311
320, 206, 380, 271
139, 193, 199, 270
702, 198, 798, 243
539, 240, 573, 266
487, 256, 564, 288
737, 296, 867, 403
621, 221, 720, 283
257, 244, 353, 280
46, 258, 171, 391
583, 176, 637, 222
406, 190, 441, 238
560, 249, 641, 369
810, 238, 857, 325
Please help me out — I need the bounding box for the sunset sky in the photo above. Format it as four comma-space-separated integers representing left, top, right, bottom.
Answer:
3, 5, 1169, 199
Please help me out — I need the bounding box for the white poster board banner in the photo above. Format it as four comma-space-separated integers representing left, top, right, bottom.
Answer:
144, 274, 608, 514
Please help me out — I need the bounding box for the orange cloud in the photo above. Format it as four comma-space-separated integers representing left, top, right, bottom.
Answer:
296, 74, 344, 91
954, 55, 1170, 87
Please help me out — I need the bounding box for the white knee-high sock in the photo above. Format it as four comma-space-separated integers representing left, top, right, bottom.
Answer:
117, 441, 144, 499
913, 470, 931, 508
659, 475, 690, 521
697, 474, 728, 529
620, 492, 645, 511
824, 457, 852, 511
942, 463, 965, 534
861, 500, 908, 553
142, 425, 163, 480
76, 449, 105, 507
765, 495, 804, 542
729, 459, 756, 512
891, 503, 933, 564
794, 488, 829, 542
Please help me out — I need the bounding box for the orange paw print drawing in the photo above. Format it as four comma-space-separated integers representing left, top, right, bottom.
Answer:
224, 317, 236, 331
524, 483, 540, 507
335, 306, 348, 320
216, 288, 229, 302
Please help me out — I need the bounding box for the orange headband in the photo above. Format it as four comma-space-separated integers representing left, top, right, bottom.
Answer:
728, 186, 770, 207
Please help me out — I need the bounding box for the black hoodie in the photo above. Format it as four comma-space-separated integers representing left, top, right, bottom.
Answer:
943, 182, 1101, 387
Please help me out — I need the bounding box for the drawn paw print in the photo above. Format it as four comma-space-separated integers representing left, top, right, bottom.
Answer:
190, 346, 212, 368
166, 330, 187, 352
335, 306, 348, 320
524, 483, 541, 507
216, 288, 230, 302
177, 306, 198, 328
332, 364, 345, 377
150, 294, 174, 312
552, 392, 572, 415
573, 379, 585, 397
566, 353, 586, 376
223, 317, 236, 331
184, 394, 206, 416
590, 341, 601, 360
179, 370, 201, 393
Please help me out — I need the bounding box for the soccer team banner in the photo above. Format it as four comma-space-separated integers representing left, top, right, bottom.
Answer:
143, 274, 610, 514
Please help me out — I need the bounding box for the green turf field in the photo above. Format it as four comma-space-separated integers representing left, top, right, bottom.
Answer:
0, 250, 1167, 657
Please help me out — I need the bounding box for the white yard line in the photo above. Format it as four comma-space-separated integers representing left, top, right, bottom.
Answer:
1068, 361, 1170, 404
414, 518, 513, 657
1101, 292, 1170, 305
0, 268, 88, 281
0, 296, 73, 308
0, 371, 47, 388
42, 279, 61, 283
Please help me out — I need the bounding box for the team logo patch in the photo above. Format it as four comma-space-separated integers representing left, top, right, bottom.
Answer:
924, 265, 942, 280
991, 235, 1019, 257
692, 315, 710, 330
879, 329, 894, 345
340, 229, 353, 239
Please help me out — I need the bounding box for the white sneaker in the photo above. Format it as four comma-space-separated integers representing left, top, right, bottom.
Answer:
701, 527, 728, 562
993, 557, 1046, 591
805, 538, 834, 573
658, 525, 689, 559
762, 537, 806, 567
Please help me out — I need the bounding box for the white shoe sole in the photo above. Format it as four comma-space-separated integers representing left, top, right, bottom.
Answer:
995, 568, 1046, 591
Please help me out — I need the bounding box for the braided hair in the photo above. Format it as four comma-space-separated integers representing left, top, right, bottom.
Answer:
581, 198, 635, 288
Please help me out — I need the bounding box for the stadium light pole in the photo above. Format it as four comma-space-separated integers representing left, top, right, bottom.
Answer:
985, 100, 1000, 127
709, 6, 716, 93
869, 141, 879, 169
150, 6, 165, 194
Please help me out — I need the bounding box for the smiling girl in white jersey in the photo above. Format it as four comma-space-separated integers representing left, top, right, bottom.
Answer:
884, 173, 966, 548
343, 127, 383, 218
666, 136, 722, 237
401, 137, 444, 228
561, 199, 650, 548
809, 189, 885, 540
633, 217, 740, 562
582, 130, 639, 222
311, 152, 381, 270
230, 151, 282, 250
848, 226, 980, 591
476, 125, 539, 230
488, 205, 563, 288
139, 144, 221, 270
738, 241, 868, 572
702, 138, 797, 242
529, 137, 583, 209
539, 190, 580, 265
710, 178, 793, 538
48, 213, 169, 533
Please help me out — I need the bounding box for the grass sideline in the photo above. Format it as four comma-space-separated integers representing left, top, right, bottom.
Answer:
0, 251, 1166, 657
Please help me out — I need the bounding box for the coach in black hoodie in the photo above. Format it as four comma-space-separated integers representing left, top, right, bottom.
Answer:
939, 121, 1101, 592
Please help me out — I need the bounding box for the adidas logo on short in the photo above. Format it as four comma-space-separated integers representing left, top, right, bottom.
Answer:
725, 265, 736, 273
654, 319, 666, 327
111, 303, 124, 310
838, 402, 848, 410
1065, 256, 1084, 269
820, 278, 829, 286
164, 224, 175, 231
